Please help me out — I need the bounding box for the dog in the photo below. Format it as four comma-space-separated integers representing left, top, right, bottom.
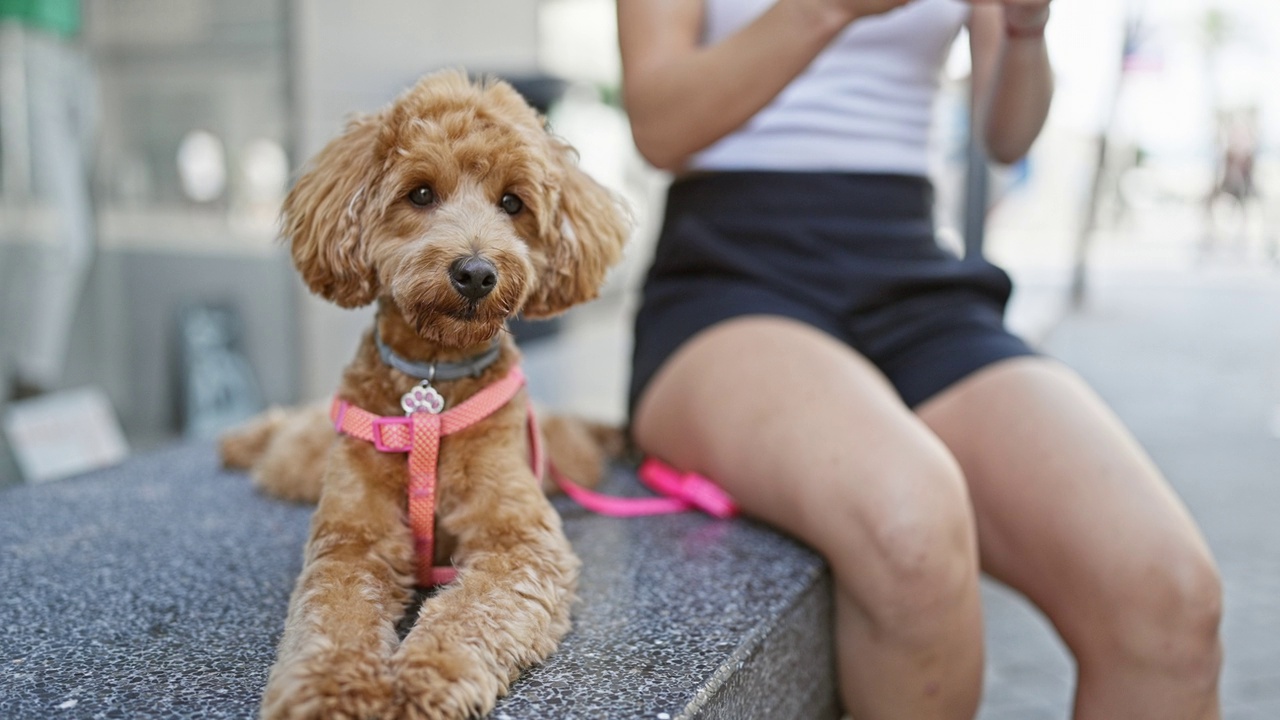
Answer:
219, 69, 630, 720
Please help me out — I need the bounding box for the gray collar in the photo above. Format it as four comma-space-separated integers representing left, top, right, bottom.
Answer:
374, 329, 502, 382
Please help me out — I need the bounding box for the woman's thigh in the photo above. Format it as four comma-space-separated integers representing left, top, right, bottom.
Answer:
631, 315, 977, 601
916, 356, 1221, 655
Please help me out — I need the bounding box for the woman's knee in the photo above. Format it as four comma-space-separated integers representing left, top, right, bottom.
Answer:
818, 449, 981, 640
1080, 541, 1223, 684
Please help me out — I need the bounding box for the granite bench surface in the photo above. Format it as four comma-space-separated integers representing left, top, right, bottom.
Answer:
0, 443, 836, 719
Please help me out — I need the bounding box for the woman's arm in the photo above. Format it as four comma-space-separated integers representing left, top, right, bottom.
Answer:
968, 0, 1054, 165
618, 0, 911, 171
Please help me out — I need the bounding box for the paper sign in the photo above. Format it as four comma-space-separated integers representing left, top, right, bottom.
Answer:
3, 387, 130, 483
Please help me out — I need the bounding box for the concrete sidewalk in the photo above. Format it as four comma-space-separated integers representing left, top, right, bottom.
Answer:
977, 259, 1280, 719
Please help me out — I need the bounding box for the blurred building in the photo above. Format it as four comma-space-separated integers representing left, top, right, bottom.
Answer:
0, 0, 634, 467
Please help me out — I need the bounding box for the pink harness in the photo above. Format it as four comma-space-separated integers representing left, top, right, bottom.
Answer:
331, 365, 738, 587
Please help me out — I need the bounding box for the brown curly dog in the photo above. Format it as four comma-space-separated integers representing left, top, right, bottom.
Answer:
219, 69, 630, 719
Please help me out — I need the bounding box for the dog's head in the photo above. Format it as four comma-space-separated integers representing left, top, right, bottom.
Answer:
283, 70, 630, 347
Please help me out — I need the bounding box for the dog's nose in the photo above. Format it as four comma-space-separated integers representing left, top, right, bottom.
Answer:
449, 255, 498, 301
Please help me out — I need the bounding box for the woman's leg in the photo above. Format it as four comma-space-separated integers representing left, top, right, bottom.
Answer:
916, 356, 1223, 720
632, 316, 985, 720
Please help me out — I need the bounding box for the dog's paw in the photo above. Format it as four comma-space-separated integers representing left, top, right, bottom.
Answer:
393, 646, 506, 720
261, 645, 395, 720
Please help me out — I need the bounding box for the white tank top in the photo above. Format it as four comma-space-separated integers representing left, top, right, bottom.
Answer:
688, 0, 969, 176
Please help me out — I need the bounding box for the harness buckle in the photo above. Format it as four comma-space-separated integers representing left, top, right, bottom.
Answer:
371, 416, 413, 452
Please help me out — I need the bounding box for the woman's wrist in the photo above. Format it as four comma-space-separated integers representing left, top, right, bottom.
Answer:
1004, 5, 1050, 41
1005, 19, 1047, 40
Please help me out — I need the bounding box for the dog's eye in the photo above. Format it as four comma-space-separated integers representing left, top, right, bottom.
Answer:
500, 193, 524, 216
408, 186, 435, 207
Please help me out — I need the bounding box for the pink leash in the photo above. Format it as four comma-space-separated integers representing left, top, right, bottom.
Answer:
549, 458, 739, 520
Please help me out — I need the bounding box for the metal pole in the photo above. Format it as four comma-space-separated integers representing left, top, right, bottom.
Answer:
963, 101, 989, 260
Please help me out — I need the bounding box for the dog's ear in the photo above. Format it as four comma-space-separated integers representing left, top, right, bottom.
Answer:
282, 114, 387, 307
521, 142, 630, 319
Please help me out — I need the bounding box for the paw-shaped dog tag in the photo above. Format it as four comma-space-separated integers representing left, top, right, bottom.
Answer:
401, 381, 445, 415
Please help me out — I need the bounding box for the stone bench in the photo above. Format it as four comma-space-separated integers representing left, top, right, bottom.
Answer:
0, 443, 836, 719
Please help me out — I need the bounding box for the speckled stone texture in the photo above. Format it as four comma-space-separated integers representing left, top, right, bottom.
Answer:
0, 443, 835, 719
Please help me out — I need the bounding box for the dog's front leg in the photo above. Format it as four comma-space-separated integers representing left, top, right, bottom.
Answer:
393, 459, 579, 720
262, 442, 414, 720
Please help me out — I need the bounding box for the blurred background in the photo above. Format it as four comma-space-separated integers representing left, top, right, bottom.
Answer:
0, 0, 1273, 474
1, 1, 1278, 715
0, 0, 1276, 475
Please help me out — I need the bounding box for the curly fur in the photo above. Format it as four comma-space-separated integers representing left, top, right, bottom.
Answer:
224, 69, 630, 719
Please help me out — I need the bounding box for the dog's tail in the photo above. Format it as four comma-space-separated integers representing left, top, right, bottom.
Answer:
219, 403, 332, 503
218, 407, 291, 470
539, 414, 629, 493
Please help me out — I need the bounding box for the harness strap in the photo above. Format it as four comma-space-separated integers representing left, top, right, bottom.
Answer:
331, 367, 528, 586
330, 364, 738, 586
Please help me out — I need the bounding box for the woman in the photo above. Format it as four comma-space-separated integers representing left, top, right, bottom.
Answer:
619, 0, 1224, 718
